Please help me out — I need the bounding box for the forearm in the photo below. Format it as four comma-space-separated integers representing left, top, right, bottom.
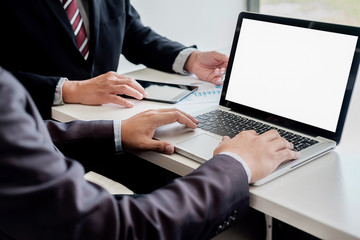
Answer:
1, 154, 248, 240
45, 120, 116, 154
2, 94, 248, 240
122, 5, 188, 72
116, 154, 249, 239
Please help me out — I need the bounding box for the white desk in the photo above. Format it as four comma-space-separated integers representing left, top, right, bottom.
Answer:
52, 68, 215, 175
52, 68, 360, 240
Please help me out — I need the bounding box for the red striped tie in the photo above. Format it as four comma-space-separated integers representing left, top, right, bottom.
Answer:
62, 0, 89, 60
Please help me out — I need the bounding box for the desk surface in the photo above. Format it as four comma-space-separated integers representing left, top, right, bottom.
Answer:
52, 68, 360, 240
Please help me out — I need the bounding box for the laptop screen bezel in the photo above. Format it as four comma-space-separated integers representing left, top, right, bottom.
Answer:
220, 11, 360, 144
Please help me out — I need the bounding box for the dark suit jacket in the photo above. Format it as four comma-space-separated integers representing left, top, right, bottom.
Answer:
0, 67, 249, 239
0, 0, 188, 119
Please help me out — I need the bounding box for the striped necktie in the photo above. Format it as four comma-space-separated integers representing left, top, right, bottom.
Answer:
62, 0, 89, 60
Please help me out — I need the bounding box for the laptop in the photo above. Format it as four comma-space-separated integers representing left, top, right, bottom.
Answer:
154, 12, 360, 185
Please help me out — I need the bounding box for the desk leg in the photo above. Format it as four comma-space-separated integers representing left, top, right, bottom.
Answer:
265, 214, 273, 240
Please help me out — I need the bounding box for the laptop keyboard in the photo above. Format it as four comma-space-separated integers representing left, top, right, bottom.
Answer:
196, 110, 318, 151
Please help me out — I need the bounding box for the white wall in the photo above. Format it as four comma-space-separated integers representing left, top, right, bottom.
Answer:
119, 0, 246, 73
130, 0, 246, 51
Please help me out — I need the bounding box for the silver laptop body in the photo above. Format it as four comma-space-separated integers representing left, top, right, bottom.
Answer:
155, 12, 360, 185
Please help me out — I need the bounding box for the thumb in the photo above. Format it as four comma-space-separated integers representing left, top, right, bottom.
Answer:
217, 135, 231, 148
221, 135, 231, 142
148, 139, 175, 154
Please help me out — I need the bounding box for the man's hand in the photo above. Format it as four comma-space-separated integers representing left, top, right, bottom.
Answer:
121, 108, 198, 154
184, 50, 228, 85
62, 71, 147, 107
213, 130, 300, 183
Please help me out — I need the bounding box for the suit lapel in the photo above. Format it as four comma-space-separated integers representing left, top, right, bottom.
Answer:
44, 0, 78, 46
44, 0, 91, 69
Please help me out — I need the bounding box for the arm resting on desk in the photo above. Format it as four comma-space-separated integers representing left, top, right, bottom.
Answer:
0, 67, 250, 239
1, 143, 249, 240
45, 119, 116, 156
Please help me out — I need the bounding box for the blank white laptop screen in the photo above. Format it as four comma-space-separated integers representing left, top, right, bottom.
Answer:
226, 19, 358, 132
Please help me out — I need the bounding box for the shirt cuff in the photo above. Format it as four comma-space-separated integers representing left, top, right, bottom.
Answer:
219, 152, 252, 183
113, 120, 122, 152
172, 47, 197, 75
53, 78, 67, 105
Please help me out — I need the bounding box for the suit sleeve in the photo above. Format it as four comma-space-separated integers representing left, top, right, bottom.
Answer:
45, 119, 116, 157
115, 155, 250, 240
0, 68, 249, 240
9, 70, 60, 119
121, 3, 192, 73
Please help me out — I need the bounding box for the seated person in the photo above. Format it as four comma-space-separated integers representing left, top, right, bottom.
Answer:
0, 68, 298, 239
0, 0, 228, 119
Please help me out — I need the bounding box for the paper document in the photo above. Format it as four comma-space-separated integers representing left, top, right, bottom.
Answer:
178, 85, 222, 104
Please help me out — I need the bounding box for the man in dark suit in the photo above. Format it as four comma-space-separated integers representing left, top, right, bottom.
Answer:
0, 0, 228, 119
0, 67, 298, 239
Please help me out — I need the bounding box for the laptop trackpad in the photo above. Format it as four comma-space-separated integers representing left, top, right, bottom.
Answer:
176, 134, 221, 162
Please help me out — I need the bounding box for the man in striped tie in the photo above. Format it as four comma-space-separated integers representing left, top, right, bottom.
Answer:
0, 0, 228, 119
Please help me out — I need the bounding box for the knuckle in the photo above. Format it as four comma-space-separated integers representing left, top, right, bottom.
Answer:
117, 85, 128, 92
292, 149, 299, 159
168, 111, 179, 120
105, 71, 115, 78
286, 149, 294, 158
144, 109, 157, 117
282, 138, 288, 147
123, 77, 132, 84
271, 129, 280, 136
242, 130, 252, 135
